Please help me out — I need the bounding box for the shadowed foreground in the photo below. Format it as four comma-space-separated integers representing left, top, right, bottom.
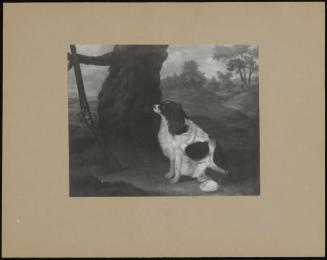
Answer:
69, 88, 259, 196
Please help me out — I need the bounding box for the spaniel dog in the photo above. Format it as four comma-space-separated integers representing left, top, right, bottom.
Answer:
153, 100, 228, 186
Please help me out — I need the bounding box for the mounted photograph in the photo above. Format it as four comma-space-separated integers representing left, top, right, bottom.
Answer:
68, 44, 260, 196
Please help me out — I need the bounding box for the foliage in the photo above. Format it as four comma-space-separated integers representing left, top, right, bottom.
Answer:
217, 71, 239, 93
204, 76, 220, 92
161, 60, 207, 90
213, 45, 258, 89
179, 60, 207, 89
160, 73, 182, 89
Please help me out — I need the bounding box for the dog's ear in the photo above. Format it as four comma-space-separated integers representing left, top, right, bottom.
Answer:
177, 103, 188, 118
168, 105, 188, 135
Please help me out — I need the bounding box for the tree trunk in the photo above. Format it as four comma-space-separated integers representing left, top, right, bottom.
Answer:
242, 68, 247, 88
238, 68, 248, 90
248, 69, 252, 88
96, 45, 169, 150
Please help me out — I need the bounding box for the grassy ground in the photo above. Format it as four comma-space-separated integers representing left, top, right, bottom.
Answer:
69, 87, 260, 196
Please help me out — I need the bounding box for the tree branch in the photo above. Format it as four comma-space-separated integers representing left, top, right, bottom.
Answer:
68, 51, 114, 68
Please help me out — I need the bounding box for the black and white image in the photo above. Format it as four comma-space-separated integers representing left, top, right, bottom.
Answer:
68, 44, 259, 196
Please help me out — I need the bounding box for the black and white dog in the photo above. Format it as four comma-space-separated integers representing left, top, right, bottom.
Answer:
153, 100, 228, 184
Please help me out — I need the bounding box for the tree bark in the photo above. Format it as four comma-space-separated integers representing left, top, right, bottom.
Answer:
95, 45, 169, 149
248, 68, 253, 88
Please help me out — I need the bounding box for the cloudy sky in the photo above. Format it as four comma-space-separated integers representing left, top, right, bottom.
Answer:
68, 45, 227, 98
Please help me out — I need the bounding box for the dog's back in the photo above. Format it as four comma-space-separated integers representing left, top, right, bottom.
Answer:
185, 141, 209, 161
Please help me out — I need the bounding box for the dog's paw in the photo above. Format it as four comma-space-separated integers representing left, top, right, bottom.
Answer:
165, 172, 174, 179
197, 175, 209, 183
169, 177, 180, 184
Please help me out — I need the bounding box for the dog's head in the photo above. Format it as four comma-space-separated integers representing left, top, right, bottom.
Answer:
153, 100, 188, 135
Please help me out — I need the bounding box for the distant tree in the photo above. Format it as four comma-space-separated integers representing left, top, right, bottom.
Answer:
160, 77, 170, 89
171, 73, 181, 88
180, 60, 207, 89
217, 71, 232, 82
204, 76, 220, 92
213, 45, 258, 89
160, 73, 181, 89
217, 71, 236, 92
252, 75, 259, 86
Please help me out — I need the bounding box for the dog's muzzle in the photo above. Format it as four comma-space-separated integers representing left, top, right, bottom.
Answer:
153, 104, 160, 113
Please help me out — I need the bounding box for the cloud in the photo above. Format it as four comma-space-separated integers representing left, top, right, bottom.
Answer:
161, 45, 226, 78
199, 56, 227, 78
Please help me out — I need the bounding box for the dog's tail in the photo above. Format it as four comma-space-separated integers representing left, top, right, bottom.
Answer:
208, 139, 228, 175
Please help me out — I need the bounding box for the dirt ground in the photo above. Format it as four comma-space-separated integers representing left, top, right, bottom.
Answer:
69, 88, 260, 196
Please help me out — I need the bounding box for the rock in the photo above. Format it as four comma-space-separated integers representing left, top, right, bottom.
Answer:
199, 179, 219, 192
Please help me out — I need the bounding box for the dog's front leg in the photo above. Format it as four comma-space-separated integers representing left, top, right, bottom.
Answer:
165, 158, 175, 179
214, 164, 229, 175
170, 153, 182, 184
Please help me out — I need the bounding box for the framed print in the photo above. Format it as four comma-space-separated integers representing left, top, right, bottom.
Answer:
2, 2, 325, 257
